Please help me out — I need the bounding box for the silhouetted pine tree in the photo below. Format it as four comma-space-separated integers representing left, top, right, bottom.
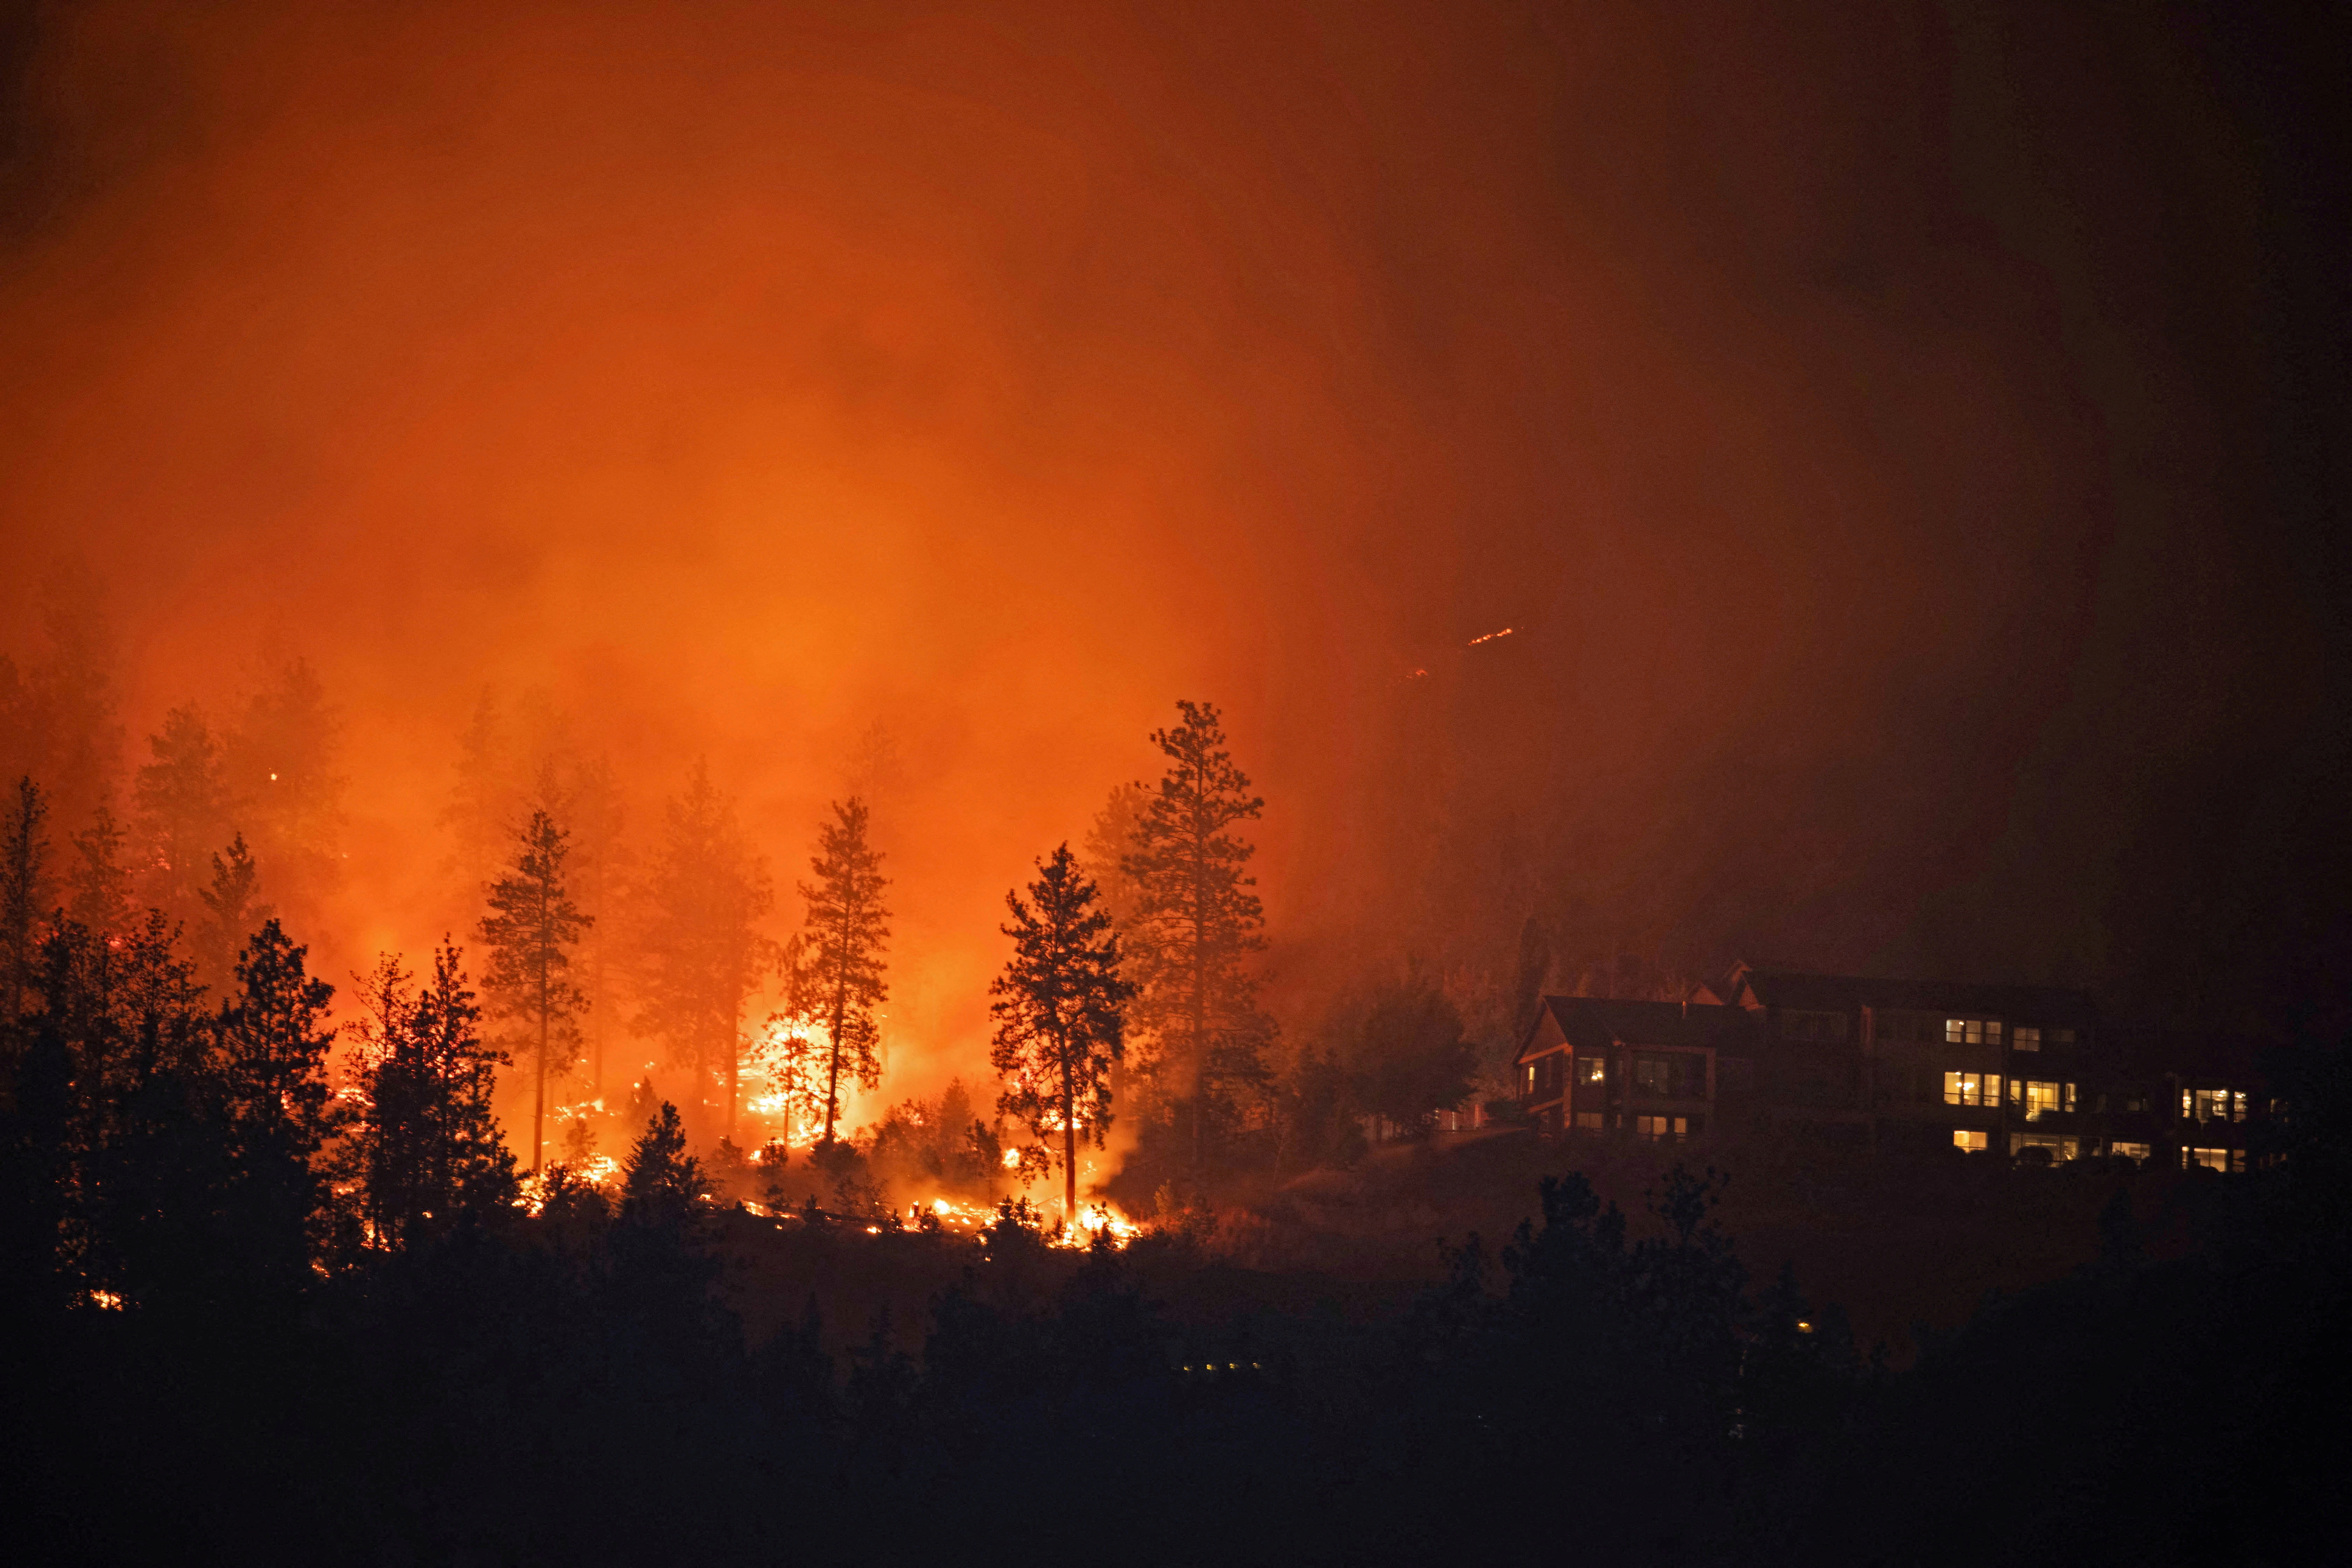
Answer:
1, 777, 49, 1031
799, 797, 889, 1146
479, 809, 592, 1172
635, 763, 774, 1141
989, 844, 1132, 1225
132, 705, 232, 936
1122, 700, 1272, 1171
350, 944, 517, 1251
214, 919, 341, 1301
54, 912, 218, 1311
194, 832, 271, 995
66, 799, 133, 938
1080, 780, 1150, 930
609, 1100, 720, 1338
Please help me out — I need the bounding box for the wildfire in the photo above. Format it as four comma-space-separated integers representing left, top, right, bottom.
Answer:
1467, 625, 1515, 645
1062, 1202, 1142, 1249
514, 1152, 622, 1215
864, 1194, 1145, 1249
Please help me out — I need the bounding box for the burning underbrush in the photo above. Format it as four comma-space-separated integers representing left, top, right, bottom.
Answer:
732, 1190, 1145, 1251
518, 1075, 1152, 1250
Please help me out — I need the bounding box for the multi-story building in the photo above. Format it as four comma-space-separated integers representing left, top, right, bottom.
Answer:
1514, 995, 1752, 1144
1729, 966, 2104, 1160
1512, 964, 2280, 1168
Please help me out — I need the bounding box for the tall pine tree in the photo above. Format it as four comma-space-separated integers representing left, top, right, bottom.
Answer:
798, 798, 889, 1146
215, 919, 342, 1301
66, 800, 134, 939
634, 762, 773, 1142
194, 833, 271, 995
479, 808, 592, 1173
1079, 781, 1150, 931
132, 705, 232, 936
348, 944, 516, 1250
1122, 700, 1273, 1173
1, 777, 49, 1032
989, 844, 1132, 1225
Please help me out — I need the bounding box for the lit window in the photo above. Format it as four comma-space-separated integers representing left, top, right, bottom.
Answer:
2121, 1092, 2149, 1113
1943, 1071, 2002, 1107
2019, 1080, 2070, 1121
1635, 1114, 1675, 1141
2189, 1088, 2246, 1124
2012, 1027, 2041, 1052
2184, 1147, 2239, 1174
1574, 1111, 1603, 1132
1945, 1017, 2003, 1045
1952, 1130, 1988, 1153
1522, 1063, 1536, 1098
2111, 1141, 2150, 1162
1580, 1056, 1606, 1085
2010, 1132, 2079, 1162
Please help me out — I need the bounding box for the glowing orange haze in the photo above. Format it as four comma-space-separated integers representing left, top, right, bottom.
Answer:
7, 1, 2293, 1112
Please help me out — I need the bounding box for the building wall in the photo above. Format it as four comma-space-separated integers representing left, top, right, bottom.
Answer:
1516, 979, 2281, 1169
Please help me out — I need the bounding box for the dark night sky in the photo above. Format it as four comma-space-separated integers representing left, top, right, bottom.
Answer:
2, 0, 2344, 1070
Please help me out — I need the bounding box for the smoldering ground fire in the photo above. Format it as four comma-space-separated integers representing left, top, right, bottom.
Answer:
2, 2, 2346, 1563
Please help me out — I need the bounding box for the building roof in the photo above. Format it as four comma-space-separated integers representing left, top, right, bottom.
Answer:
2100, 1026, 2278, 1080
1517, 995, 1762, 1064
1735, 966, 2099, 1026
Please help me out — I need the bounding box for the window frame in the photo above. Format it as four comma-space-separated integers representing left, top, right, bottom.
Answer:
1943, 1070, 2003, 1108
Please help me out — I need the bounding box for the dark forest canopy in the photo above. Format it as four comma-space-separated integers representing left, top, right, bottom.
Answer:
2, 874, 2348, 1563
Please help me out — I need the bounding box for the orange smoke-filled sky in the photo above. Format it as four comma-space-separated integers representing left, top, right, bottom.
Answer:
3, 0, 2345, 1078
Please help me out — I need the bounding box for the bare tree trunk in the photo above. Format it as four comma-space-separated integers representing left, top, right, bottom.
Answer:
1191, 843, 1208, 1177
1063, 1047, 1078, 1226
534, 993, 547, 1173
825, 979, 846, 1145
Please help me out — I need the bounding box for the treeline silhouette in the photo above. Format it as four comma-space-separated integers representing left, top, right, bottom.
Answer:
2, 570, 1500, 1206
4, 831, 2345, 1565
